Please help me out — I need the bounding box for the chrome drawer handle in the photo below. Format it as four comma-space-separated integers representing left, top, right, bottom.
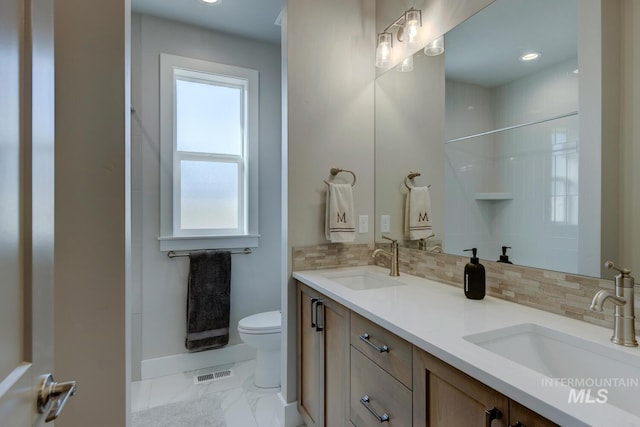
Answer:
360, 395, 390, 423
359, 333, 389, 353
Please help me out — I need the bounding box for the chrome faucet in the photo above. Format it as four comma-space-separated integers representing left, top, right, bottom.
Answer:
373, 236, 399, 276
590, 261, 638, 347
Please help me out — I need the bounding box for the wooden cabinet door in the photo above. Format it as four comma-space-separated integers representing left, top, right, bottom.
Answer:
322, 296, 350, 427
509, 400, 559, 427
297, 282, 350, 427
413, 347, 508, 427
298, 283, 324, 427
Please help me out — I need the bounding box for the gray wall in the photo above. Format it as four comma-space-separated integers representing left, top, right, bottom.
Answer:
282, 0, 376, 403
130, 13, 282, 379
375, 53, 446, 244
55, 0, 129, 424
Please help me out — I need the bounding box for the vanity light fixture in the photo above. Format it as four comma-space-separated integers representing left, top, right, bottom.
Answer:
375, 8, 422, 68
520, 52, 541, 61
424, 36, 444, 56
396, 55, 414, 72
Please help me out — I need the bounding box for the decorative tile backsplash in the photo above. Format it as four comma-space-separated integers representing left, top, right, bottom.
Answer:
292, 243, 640, 332
292, 243, 374, 271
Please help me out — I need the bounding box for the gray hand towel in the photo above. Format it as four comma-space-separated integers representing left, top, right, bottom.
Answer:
185, 250, 231, 352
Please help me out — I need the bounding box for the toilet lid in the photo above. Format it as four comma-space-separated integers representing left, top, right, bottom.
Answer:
238, 310, 281, 332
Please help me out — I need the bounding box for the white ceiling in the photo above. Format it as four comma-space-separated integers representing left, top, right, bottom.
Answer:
444, 0, 578, 88
131, 0, 282, 44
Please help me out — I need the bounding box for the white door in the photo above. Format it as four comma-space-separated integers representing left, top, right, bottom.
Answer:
0, 0, 72, 425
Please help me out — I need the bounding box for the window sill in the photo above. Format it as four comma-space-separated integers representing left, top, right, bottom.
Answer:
158, 234, 260, 252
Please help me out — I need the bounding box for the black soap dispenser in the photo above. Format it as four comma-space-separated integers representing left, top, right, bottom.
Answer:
463, 248, 486, 300
497, 246, 513, 264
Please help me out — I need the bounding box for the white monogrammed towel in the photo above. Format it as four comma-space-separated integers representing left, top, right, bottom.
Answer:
325, 183, 355, 243
404, 186, 433, 240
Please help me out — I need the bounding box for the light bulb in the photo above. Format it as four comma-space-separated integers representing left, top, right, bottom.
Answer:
376, 33, 392, 68
520, 52, 541, 61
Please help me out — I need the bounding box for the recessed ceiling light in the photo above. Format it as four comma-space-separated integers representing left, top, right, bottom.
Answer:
200, 0, 222, 5
520, 52, 541, 62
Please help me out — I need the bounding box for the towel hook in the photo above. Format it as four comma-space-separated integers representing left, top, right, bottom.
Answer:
404, 171, 431, 190
324, 167, 356, 187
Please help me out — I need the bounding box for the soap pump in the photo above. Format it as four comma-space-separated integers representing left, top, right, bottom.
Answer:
463, 248, 486, 300
497, 246, 513, 264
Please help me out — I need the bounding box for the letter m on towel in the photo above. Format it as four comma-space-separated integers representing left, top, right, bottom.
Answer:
337, 212, 347, 223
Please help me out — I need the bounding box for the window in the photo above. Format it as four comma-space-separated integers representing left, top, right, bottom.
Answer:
550, 126, 578, 225
159, 54, 259, 251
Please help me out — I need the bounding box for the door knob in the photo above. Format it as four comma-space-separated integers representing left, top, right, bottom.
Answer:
37, 374, 77, 422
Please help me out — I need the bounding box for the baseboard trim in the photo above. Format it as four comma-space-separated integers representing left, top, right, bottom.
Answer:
140, 343, 256, 380
278, 394, 304, 427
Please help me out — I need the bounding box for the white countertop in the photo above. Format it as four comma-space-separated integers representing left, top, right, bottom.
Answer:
293, 265, 640, 427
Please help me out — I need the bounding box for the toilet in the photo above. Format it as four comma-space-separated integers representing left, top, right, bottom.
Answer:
238, 310, 281, 388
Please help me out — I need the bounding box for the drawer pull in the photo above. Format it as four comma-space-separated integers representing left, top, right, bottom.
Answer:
485, 407, 502, 427
315, 301, 324, 332
359, 333, 389, 353
310, 298, 318, 328
359, 395, 390, 423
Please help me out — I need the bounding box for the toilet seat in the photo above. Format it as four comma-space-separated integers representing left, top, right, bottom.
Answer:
238, 310, 281, 334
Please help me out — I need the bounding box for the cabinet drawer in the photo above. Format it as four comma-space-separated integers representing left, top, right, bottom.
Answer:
350, 312, 412, 387
351, 347, 412, 427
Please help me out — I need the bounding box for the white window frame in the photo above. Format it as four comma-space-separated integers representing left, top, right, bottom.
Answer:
158, 53, 259, 251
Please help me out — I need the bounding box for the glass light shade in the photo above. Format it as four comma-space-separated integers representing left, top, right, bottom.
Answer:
405, 10, 421, 47
424, 36, 444, 56
376, 33, 392, 68
396, 55, 414, 72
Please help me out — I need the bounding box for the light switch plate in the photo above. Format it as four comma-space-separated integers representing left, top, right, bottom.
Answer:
381, 215, 390, 233
358, 215, 369, 233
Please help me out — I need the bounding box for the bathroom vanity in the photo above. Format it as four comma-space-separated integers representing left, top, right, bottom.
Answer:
293, 266, 640, 426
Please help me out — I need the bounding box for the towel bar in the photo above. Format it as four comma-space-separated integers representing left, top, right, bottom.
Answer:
323, 167, 356, 187
167, 248, 252, 258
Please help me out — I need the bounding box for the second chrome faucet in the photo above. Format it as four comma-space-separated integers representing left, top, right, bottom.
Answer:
373, 235, 399, 276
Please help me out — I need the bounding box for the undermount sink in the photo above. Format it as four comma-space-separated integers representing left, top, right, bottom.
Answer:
321, 269, 407, 291
464, 323, 640, 417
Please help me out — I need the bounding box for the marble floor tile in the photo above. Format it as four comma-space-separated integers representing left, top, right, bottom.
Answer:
219, 388, 258, 427
131, 359, 281, 427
